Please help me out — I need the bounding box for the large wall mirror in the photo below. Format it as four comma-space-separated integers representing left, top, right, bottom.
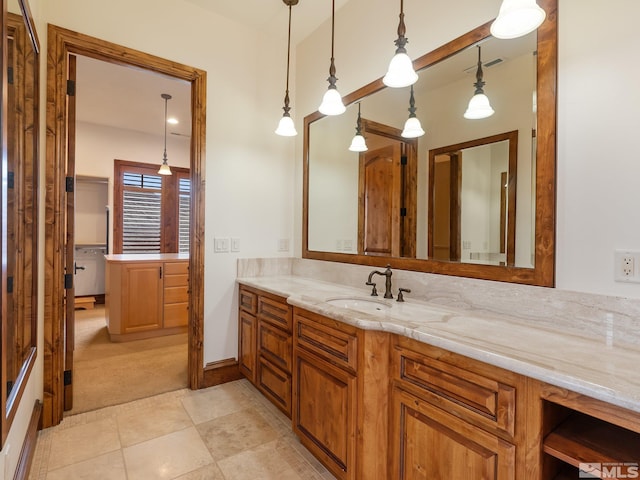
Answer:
2, 0, 40, 446
303, 0, 556, 287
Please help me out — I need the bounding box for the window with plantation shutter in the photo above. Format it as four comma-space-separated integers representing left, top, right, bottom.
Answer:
114, 160, 190, 254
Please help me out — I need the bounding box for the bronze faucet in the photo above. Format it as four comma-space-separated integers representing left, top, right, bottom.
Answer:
366, 265, 393, 299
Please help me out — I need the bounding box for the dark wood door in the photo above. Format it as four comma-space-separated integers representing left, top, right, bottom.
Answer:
390, 387, 515, 480
238, 311, 257, 384
358, 144, 402, 257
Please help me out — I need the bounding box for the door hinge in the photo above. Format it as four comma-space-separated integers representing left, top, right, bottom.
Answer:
400, 207, 407, 217
401, 155, 408, 165
67, 79, 76, 96
65, 176, 74, 193
7, 171, 14, 189
64, 370, 72, 386
7, 66, 13, 85
7, 276, 13, 294
64, 273, 73, 290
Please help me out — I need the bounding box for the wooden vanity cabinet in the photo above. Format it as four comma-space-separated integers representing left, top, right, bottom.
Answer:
389, 335, 526, 480
292, 307, 390, 480
238, 286, 293, 416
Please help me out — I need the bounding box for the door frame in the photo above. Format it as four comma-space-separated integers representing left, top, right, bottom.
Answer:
44, 24, 207, 428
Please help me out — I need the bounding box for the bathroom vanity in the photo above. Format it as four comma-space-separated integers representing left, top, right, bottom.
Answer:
105, 254, 189, 341
237, 274, 640, 480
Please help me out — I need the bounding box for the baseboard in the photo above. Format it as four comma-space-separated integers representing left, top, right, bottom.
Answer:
13, 400, 42, 480
202, 358, 243, 388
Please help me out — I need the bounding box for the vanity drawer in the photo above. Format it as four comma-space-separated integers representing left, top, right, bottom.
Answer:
164, 261, 188, 275
239, 287, 258, 314
392, 336, 518, 439
258, 295, 291, 331
294, 308, 358, 374
257, 356, 292, 417
258, 319, 292, 373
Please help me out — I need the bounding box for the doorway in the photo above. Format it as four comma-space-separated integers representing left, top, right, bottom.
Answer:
44, 25, 207, 428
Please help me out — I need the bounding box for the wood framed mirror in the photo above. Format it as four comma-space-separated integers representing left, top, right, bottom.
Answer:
1, 0, 40, 447
303, 0, 556, 287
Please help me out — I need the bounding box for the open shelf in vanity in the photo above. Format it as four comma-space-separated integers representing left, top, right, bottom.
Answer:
540, 389, 640, 480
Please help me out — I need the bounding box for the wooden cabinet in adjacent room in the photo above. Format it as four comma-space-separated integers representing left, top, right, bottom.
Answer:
105, 255, 189, 342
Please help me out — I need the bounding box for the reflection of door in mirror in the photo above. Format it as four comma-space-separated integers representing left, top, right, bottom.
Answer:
359, 119, 417, 258
429, 131, 518, 267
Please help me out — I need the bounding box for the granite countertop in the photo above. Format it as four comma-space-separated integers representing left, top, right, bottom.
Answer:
237, 275, 640, 414
105, 253, 189, 262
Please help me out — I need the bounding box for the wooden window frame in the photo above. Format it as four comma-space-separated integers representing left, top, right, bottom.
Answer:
114, 159, 190, 254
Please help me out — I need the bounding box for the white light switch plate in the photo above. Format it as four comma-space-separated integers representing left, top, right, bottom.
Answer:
214, 237, 230, 253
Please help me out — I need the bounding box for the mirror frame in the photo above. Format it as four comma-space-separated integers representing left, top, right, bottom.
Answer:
303, 0, 556, 287
1, 0, 40, 447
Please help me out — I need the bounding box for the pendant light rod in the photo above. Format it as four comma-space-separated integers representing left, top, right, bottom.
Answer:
395, 0, 408, 53
159, 93, 172, 175
276, 0, 299, 136
318, 0, 345, 115
327, 0, 337, 90
473, 46, 486, 94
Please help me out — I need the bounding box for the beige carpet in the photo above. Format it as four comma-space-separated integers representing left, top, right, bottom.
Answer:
66, 306, 188, 416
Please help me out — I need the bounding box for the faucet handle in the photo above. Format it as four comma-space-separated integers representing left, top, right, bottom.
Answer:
397, 288, 411, 302
366, 281, 378, 297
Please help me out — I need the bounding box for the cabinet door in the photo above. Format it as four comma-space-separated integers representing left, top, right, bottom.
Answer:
390, 387, 516, 480
122, 263, 163, 333
293, 348, 357, 480
238, 311, 257, 384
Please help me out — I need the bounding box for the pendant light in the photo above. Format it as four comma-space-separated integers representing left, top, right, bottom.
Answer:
348, 103, 368, 152
158, 93, 172, 176
383, 0, 418, 88
464, 46, 495, 120
318, 0, 346, 116
490, 0, 546, 39
275, 0, 298, 137
401, 85, 425, 138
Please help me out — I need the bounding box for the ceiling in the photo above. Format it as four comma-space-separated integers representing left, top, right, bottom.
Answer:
75, 0, 349, 139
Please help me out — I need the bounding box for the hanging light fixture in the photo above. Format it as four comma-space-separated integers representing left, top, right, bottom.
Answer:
401, 85, 425, 138
348, 103, 368, 152
158, 93, 172, 176
464, 46, 495, 120
490, 0, 546, 39
275, 0, 298, 137
383, 0, 418, 88
318, 0, 346, 116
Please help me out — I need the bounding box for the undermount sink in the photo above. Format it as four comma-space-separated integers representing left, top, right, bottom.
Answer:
325, 297, 391, 315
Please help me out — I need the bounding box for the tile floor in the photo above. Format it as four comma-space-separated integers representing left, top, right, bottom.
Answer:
29, 379, 337, 480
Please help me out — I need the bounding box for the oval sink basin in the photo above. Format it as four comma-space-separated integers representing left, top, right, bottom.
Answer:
325, 297, 391, 315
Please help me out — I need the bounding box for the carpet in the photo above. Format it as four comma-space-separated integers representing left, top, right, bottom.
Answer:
66, 306, 188, 416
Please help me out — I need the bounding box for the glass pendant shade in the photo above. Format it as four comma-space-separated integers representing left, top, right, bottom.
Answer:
401, 117, 425, 138
464, 93, 495, 120
490, 0, 546, 39
275, 114, 297, 136
349, 134, 368, 152
383, 52, 418, 88
158, 160, 172, 176
319, 88, 346, 116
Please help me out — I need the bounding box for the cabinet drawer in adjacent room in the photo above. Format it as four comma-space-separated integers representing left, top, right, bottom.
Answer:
164, 261, 188, 275
164, 285, 189, 304
164, 303, 188, 328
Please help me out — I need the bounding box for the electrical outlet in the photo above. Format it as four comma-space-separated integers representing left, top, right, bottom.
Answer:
278, 238, 290, 252
343, 239, 353, 251
614, 250, 640, 283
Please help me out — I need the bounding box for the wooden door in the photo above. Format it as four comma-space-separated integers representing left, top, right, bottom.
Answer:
390, 387, 516, 480
238, 311, 257, 384
122, 263, 163, 333
428, 152, 461, 261
63, 54, 77, 410
358, 144, 402, 256
293, 348, 357, 480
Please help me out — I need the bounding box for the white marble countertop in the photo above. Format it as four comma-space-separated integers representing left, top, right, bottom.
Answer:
237, 275, 640, 414
105, 253, 189, 262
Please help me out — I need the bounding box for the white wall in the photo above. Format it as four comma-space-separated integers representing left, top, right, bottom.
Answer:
296, 0, 640, 299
